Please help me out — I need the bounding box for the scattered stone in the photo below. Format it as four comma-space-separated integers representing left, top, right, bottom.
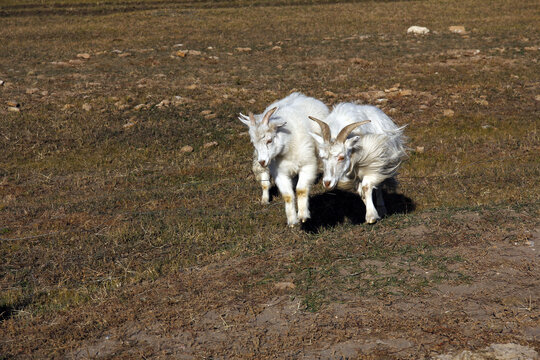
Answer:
387, 108, 398, 115
235, 47, 252, 52
324, 90, 337, 97
274, 282, 296, 291
82, 103, 92, 112
407, 26, 430, 35
68, 59, 84, 65
415, 146, 425, 154
25, 88, 39, 95
436, 343, 538, 360
449, 26, 467, 35
6, 100, 19, 108
186, 84, 198, 90
123, 119, 137, 129
118, 53, 131, 57
111, 49, 123, 54
385, 87, 399, 93
51, 61, 70, 66
180, 145, 194, 153
475, 99, 489, 106
271, 46, 282, 51
524, 46, 539, 51
8, 107, 20, 113
399, 89, 413, 96
77, 53, 91, 59
203, 141, 218, 149
481, 124, 493, 129
156, 99, 171, 108
200, 110, 213, 116
62, 104, 74, 111
133, 104, 147, 111
443, 109, 455, 117
173, 43, 183, 48
535, 95, 540, 101
186, 50, 201, 56
204, 113, 217, 120
248, 98, 256, 104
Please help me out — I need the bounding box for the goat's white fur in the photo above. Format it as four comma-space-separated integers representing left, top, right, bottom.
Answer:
239, 93, 329, 226
310, 103, 407, 224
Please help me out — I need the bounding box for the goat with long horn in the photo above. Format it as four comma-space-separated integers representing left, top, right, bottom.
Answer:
309, 103, 407, 224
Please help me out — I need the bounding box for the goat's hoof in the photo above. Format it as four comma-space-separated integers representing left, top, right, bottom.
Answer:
366, 218, 378, 224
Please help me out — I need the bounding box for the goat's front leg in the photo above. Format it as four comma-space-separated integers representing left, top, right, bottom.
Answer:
275, 174, 297, 227
252, 153, 271, 204
296, 164, 317, 223
359, 178, 380, 224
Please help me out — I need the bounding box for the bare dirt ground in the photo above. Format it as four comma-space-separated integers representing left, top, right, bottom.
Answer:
1, 0, 539, 358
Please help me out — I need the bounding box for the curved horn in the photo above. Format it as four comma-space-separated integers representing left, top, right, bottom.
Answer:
308, 116, 331, 143
261, 107, 278, 125
335, 120, 371, 143
248, 112, 256, 125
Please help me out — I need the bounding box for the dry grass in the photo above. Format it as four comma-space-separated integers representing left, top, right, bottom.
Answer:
1, 0, 539, 357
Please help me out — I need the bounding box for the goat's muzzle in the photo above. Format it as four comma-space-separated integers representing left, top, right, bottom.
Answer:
259, 160, 267, 167
323, 180, 332, 189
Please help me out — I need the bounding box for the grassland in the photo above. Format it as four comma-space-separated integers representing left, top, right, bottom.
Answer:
1, 0, 539, 358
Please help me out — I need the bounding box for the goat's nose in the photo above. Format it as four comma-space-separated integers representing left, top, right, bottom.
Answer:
323, 180, 331, 188
259, 160, 267, 167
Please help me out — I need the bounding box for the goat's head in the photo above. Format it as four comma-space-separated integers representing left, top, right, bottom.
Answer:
309, 116, 370, 190
238, 107, 285, 167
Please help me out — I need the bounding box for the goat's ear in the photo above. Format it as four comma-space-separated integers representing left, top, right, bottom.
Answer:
238, 113, 252, 127
270, 120, 287, 130
345, 135, 361, 149
309, 132, 325, 145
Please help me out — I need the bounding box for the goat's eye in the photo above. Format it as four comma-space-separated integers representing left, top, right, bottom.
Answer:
337, 154, 345, 161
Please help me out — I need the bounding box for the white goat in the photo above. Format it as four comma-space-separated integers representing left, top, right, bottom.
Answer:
239, 93, 329, 226
309, 103, 407, 224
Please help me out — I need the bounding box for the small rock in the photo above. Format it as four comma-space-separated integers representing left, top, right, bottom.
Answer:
77, 53, 91, 59
6, 100, 20, 107
415, 146, 425, 154
235, 47, 252, 52
535, 95, 540, 101
204, 113, 217, 120
399, 89, 413, 96
407, 26, 430, 35
156, 99, 170, 108
186, 50, 201, 56
82, 103, 92, 112
8, 107, 20, 113
133, 104, 147, 111
112, 49, 123, 54
175, 50, 187, 57
68, 59, 84, 65
25, 88, 39, 95
173, 43, 183, 48
481, 124, 493, 129
186, 84, 198, 90
200, 110, 213, 116
324, 90, 337, 97
449, 26, 467, 35
524, 46, 538, 51
123, 119, 137, 129
180, 145, 194, 153
387, 108, 398, 115
475, 99, 489, 106
203, 141, 218, 149
271, 46, 282, 51
51, 61, 70, 66
62, 104, 74, 111
274, 282, 296, 291
248, 99, 256, 104
118, 53, 131, 57
443, 109, 455, 117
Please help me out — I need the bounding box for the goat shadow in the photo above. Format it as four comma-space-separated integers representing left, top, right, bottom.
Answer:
301, 188, 415, 233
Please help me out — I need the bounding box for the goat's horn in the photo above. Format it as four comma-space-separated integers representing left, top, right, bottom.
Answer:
262, 107, 278, 125
248, 112, 256, 125
308, 116, 331, 143
335, 120, 371, 143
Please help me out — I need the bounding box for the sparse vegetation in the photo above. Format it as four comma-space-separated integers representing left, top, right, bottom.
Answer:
1, 0, 539, 358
